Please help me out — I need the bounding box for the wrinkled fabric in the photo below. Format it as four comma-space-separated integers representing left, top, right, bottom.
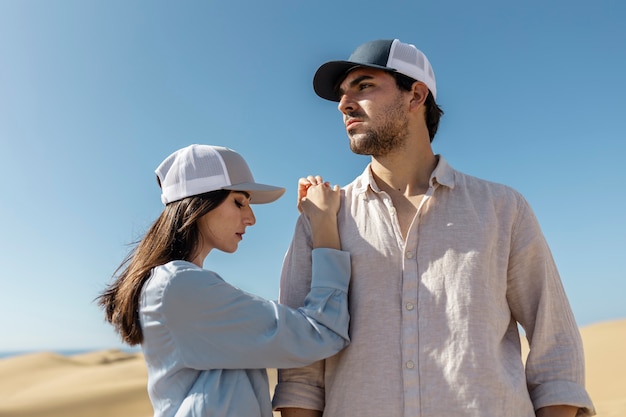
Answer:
140, 248, 350, 417
273, 157, 595, 417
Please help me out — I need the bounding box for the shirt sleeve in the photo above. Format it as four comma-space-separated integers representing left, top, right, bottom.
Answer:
273, 215, 329, 412
506, 195, 595, 416
159, 247, 350, 371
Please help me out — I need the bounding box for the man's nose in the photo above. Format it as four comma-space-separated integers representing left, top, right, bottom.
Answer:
338, 92, 356, 114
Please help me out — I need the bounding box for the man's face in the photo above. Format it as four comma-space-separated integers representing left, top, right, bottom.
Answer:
336, 67, 411, 157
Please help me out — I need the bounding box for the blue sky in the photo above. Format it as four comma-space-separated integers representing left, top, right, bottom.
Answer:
1, 0, 624, 351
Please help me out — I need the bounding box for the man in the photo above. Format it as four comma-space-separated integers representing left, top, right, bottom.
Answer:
272, 39, 595, 417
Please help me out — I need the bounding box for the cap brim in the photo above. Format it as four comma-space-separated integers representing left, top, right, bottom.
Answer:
224, 183, 286, 204
313, 60, 396, 102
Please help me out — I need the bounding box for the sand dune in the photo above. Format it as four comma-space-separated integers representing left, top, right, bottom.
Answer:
0, 350, 151, 417
582, 320, 626, 417
1, 319, 624, 417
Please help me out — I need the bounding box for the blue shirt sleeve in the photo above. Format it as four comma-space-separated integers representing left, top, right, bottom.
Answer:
157, 248, 350, 370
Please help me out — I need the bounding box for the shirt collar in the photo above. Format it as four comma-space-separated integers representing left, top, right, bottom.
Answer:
354, 155, 456, 195
430, 155, 455, 189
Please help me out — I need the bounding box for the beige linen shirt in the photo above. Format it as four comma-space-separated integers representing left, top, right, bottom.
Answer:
273, 156, 595, 417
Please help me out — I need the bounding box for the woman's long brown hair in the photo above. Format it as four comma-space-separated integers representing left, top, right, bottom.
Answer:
96, 190, 230, 345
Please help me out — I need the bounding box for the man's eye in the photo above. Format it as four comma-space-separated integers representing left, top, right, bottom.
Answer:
359, 83, 372, 90
234, 200, 244, 208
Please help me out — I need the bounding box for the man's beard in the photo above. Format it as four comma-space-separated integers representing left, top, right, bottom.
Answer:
347, 100, 409, 157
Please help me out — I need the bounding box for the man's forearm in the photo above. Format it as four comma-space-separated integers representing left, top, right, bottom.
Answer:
280, 403, 578, 416
536, 405, 578, 417
279, 408, 322, 417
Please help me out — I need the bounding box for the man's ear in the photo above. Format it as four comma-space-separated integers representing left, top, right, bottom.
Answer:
409, 81, 429, 110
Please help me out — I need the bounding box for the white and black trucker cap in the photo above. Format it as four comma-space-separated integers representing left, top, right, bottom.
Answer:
313, 39, 437, 101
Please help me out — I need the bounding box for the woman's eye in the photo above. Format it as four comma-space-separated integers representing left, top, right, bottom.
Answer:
234, 200, 244, 208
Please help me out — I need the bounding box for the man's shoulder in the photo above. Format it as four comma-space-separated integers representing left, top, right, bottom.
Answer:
342, 176, 364, 192
452, 168, 522, 198
340, 167, 370, 196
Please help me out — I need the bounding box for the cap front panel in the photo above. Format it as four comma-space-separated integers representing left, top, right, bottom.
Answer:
348, 39, 394, 67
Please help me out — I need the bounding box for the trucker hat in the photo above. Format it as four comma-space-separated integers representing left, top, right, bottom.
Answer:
313, 39, 437, 101
155, 144, 285, 205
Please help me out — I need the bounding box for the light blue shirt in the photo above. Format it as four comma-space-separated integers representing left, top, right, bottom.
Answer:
139, 248, 350, 417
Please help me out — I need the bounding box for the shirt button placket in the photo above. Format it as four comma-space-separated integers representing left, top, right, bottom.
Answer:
402, 246, 420, 414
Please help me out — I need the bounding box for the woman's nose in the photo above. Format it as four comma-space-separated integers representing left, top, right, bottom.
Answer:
244, 206, 256, 226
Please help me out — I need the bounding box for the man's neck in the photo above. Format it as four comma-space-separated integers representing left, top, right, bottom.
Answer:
370, 147, 437, 197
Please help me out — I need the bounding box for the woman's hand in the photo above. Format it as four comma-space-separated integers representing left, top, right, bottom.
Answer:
297, 175, 341, 250
298, 175, 340, 218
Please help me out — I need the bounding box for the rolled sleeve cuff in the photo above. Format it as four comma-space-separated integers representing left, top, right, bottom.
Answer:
272, 381, 325, 411
531, 380, 596, 416
311, 248, 350, 292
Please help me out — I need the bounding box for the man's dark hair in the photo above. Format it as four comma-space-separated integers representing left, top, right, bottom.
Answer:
394, 73, 444, 142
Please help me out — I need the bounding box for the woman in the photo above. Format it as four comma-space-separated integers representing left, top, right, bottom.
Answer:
97, 144, 350, 417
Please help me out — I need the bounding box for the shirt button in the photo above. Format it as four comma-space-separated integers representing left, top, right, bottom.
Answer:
389, 207, 396, 215
405, 251, 414, 259
406, 360, 415, 369
406, 302, 414, 311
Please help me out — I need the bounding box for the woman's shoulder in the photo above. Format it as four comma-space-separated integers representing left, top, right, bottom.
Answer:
148, 261, 223, 292
156, 260, 202, 274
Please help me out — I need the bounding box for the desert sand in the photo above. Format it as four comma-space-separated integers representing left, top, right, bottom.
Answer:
1, 319, 624, 417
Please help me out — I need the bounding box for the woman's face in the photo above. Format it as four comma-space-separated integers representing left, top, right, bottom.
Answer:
197, 191, 256, 255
